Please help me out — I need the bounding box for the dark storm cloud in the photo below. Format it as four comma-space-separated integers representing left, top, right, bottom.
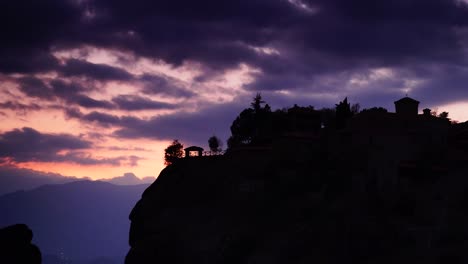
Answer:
0, 0, 80, 74
0, 127, 90, 162
18, 77, 54, 99
139, 74, 195, 98
2, 0, 468, 113
88, 0, 468, 67
0, 51, 59, 74
50, 79, 114, 108
73, 95, 115, 109
0, 127, 141, 166
77, 111, 120, 126
113, 101, 246, 145
3, 0, 468, 71
65, 100, 244, 146
64, 108, 141, 128
0, 101, 42, 111
17, 77, 115, 109
60, 59, 134, 81
112, 95, 175, 110
410, 65, 468, 107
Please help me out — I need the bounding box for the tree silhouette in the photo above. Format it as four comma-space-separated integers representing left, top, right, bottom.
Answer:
250, 93, 265, 113
230, 108, 256, 145
164, 140, 184, 166
351, 103, 360, 114
229, 93, 274, 148
319, 107, 336, 129
208, 135, 222, 153
438, 111, 449, 119
361, 107, 388, 114
335, 97, 353, 129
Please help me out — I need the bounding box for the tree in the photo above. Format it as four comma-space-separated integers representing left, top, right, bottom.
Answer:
229, 93, 274, 149
319, 107, 336, 129
361, 107, 388, 114
250, 93, 265, 113
164, 140, 183, 166
351, 103, 361, 114
438, 111, 449, 119
230, 108, 256, 145
335, 97, 353, 129
208, 135, 223, 153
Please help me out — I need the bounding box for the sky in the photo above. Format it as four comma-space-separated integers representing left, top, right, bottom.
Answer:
1, 0, 468, 179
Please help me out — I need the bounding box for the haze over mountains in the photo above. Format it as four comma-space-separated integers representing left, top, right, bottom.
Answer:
100, 172, 155, 186
0, 180, 150, 264
0, 165, 155, 263
0, 165, 155, 195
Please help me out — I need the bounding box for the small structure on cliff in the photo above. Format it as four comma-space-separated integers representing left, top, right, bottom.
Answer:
184, 146, 204, 158
394, 96, 420, 116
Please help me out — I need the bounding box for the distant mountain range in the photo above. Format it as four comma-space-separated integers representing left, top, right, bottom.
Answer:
0, 165, 155, 195
0, 180, 150, 264
99, 172, 155, 186
0, 166, 85, 196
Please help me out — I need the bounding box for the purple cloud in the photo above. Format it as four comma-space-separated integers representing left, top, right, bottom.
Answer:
0, 127, 140, 166
60, 59, 134, 81
0, 101, 42, 111
112, 95, 175, 111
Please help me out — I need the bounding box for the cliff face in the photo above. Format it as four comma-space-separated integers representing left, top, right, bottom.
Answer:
126, 150, 468, 264
126, 151, 324, 264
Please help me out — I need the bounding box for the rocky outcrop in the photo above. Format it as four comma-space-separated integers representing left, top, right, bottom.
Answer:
126, 150, 468, 264
0, 224, 41, 264
126, 151, 343, 264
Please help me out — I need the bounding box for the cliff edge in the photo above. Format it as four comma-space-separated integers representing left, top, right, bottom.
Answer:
126, 148, 468, 264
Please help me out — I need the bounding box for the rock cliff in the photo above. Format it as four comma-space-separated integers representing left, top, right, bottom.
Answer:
126, 149, 468, 264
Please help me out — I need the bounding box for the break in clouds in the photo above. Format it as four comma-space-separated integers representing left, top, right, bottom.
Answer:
0, 127, 141, 166
1, 0, 468, 167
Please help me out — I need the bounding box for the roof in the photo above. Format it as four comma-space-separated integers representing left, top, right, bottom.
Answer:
184, 146, 204, 151
394, 96, 420, 104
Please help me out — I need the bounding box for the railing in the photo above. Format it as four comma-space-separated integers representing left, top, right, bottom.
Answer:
202, 150, 226, 156
182, 150, 226, 158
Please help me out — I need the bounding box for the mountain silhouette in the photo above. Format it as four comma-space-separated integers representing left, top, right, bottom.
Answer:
100, 173, 155, 186
0, 166, 85, 195
0, 180, 149, 264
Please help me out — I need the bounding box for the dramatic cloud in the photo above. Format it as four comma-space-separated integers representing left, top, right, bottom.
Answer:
17, 77, 54, 99
139, 74, 195, 98
113, 102, 245, 145
112, 95, 175, 110
5, 0, 468, 105
60, 59, 134, 81
2, 0, 468, 177
16, 77, 115, 109
0, 101, 41, 112
51, 80, 114, 109
0, 127, 139, 166
64, 108, 135, 128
